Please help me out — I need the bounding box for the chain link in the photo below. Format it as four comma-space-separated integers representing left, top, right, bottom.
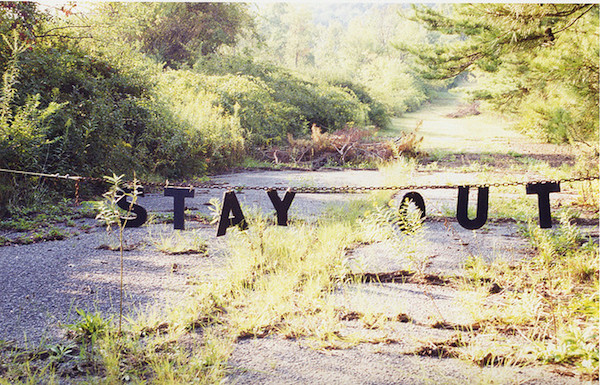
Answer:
1, 167, 598, 195
145, 175, 599, 194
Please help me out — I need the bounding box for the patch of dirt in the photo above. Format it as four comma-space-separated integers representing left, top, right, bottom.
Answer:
411, 336, 461, 359
420, 151, 577, 169
355, 270, 453, 286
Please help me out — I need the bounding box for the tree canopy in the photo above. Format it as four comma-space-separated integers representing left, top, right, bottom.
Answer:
98, 2, 254, 68
402, 4, 599, 145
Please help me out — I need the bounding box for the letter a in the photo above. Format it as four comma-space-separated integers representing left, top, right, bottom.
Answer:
267, 188, 296, 226
456, 186, 489, 230
217, 191, 248, 236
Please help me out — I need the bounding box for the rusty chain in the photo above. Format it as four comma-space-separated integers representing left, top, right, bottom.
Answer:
151, 175, 600, 194
0, 168, 598, 195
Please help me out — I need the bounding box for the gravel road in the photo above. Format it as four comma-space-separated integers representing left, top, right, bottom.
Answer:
227, 336, 587, 385
0, 167, 593, 384
1, 90, 595, 383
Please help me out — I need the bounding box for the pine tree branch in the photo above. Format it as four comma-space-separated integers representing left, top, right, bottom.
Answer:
554, 4, 595, 35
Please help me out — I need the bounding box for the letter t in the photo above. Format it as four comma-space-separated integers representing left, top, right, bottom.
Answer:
526, 182, 560, 228
164, 187, 195, 230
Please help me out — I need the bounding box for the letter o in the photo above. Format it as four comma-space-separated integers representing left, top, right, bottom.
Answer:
399, 191, 426, 219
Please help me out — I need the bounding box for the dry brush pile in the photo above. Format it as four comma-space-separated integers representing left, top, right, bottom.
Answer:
262, 123, 423, 169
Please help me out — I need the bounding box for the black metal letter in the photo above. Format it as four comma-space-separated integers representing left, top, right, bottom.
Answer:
456, 186, 489, 230
399, 191, 426, 219
164, 187, 195, 230
267, 188, 296, 226
116, 187, 147, 228
526, 182, 560, 228
217, 191, 248, 236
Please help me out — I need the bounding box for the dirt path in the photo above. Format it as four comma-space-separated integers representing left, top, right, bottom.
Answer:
392, 90, 575, 161
0, 91, 595, 384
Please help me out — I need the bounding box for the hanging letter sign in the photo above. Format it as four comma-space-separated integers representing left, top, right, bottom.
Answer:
164, 187, 195, 230
116, 186, 147, 228
399, 191, 426, 219
526, 182, 560, 228
120, 180, 565, 235
217, 191, 248, 236
456, 186, 489, 230
267, 188, 296, 226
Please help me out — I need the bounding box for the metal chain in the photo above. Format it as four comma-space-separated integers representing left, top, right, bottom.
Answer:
0, 167, 598, 194
154, 175, 599, 194
0, 168, 84, 181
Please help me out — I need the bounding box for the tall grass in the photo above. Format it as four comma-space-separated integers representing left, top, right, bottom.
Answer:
0, 191, 390, 383
461, 211, 599, 378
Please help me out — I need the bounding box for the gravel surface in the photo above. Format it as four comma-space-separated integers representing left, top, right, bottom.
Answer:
0, 167, 594, 384
0, 222, 225, 345
227, 336, 587, 385
0, 168, 593, 384
1, 95, 595, 383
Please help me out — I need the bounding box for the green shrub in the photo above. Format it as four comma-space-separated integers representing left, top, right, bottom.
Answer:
0, 34, 66, 210
194, 54, 384, 143
157, 70, 247, 169
328, 79, 390, 129
15, 42, 200, 178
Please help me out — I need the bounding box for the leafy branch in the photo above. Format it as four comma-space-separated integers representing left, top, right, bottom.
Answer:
95, 173, 142, 335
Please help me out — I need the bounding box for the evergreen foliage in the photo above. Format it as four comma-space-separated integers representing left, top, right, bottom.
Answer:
402, 4, 599, 145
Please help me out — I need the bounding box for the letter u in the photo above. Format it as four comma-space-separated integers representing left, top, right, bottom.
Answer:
456, 186, 489, 230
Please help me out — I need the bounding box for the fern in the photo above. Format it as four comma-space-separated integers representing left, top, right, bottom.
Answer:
359, 199, 428, 274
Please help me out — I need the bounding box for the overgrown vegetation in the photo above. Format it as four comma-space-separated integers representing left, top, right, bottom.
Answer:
0, 197, 95, 245
3, 2, 439, 211
3, 173, 597, 382
402, 4, 599, 150
0, 189, 388, 383
0, 2, 597, 384
460, 212, 598, 378
0, 2, 596, 201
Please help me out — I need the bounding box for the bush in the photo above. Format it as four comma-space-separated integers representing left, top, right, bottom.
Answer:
0, 16, 393, 212
6, 38, 223, 180
0, 35, 66, 210
195, 54, 385, 143
157, 70, 247, 169
327, 79, 390, 129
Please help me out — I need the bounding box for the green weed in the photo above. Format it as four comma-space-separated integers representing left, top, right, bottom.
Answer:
47, 343, 76, 364
66, 309, 111, 342
95, 173, 143, 334
460, 212, 599, 377
358, 199, 428, 274
150, 227, 209, 255
540, 324, 599, 377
